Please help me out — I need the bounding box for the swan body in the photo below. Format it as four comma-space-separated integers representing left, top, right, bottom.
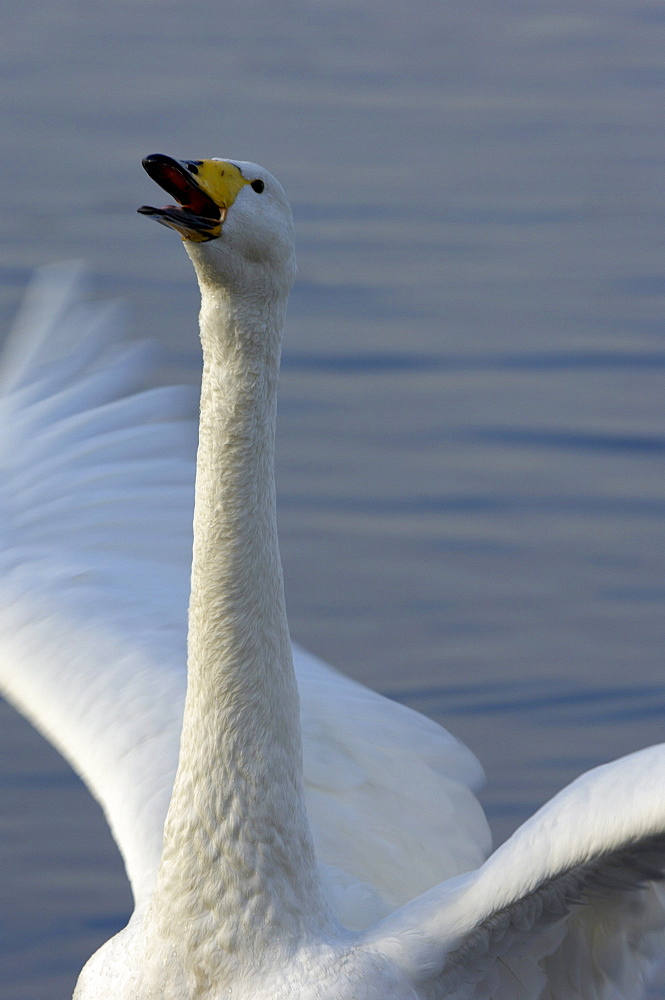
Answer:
1, 156, 665, 999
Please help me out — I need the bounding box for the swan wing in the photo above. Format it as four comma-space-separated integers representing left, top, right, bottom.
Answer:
295, 643, 489, 927
0, 263, 196, 910
367, 744, 665, 999
0, 266, 490, 924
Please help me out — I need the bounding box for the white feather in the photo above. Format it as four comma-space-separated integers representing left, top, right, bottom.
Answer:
366, 745, 665, 999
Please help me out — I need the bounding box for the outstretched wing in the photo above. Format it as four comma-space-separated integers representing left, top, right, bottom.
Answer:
295, 642, 489, 928
0, 263, 197, 909
0, 266, 490, 924
368, 744, 665, 999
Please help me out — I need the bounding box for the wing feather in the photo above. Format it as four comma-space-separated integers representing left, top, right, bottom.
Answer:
367, 745, 665, 999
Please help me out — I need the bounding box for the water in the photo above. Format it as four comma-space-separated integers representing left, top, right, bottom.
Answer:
1, 1, 664, 996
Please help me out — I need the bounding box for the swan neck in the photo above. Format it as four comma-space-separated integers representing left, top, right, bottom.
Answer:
152, 283, 332, 964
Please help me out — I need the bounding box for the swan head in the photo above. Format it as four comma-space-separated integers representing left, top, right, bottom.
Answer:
139, 153, 296, 295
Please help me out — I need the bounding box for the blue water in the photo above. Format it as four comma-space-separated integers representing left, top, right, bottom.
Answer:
1, 2, 664, 997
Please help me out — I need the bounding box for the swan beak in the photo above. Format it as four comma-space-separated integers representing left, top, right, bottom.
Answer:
138, 154, 250, 243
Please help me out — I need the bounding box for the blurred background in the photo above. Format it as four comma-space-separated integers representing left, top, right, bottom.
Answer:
1, 1, 664, 997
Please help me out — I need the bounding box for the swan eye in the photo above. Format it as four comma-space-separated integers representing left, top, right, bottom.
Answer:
250, 179, 265, 193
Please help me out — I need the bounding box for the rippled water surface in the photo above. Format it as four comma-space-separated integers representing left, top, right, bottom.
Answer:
1, 2, 664, 997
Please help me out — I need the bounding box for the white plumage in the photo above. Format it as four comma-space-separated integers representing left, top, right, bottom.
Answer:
1, 156, 664, 1000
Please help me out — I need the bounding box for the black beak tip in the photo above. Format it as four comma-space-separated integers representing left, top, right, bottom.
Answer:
142, 153, 182, 182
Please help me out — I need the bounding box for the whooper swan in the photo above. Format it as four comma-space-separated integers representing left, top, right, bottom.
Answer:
1, 154, 664, 1000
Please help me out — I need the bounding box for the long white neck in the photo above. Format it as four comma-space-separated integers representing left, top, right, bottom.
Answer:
149, 277, 333, 970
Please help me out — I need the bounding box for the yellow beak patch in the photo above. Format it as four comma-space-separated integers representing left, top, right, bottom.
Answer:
188, 160, 250, 211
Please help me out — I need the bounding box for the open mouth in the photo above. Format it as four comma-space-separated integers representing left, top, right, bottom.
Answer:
138, 154, 224, 242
